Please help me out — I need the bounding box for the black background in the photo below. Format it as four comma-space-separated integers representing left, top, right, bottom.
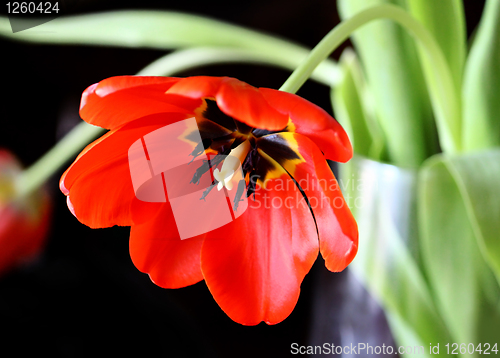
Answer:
0, 1, 485, 357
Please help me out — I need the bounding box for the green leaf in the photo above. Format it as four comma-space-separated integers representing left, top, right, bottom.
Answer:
440, 150, 500, 285
404, 0, 465, 161
462, 0, 500, 150
0, 10, 340, 86
419, 151, 500, 346
331, 49, 386, 160
337, 0, 436, 167
340, 156, 452, 354
406, 0, 466, 90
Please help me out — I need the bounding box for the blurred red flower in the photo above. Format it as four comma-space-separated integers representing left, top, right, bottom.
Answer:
60, 76, 358, 325
0, 149, 51, 275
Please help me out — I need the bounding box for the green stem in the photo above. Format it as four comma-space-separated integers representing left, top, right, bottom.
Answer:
280, 3, 460, 154
0, 11, 342, 85
16, 122, 104, 198
137, 46, 339, 85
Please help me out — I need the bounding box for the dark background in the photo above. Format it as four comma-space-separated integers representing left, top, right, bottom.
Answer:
0, 1, 485, 357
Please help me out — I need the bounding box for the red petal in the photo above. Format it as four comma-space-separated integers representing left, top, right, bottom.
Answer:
80, 76, 201, 130
60, 113, 189, 228
216, 78, 289, 131
129, 202, 204, 289
168, 77, 290, 131
201, 160, 318, 325
0, 193, 51, 275
166, 76, 224, 99
0, 150, 52, 274
259, 88, 353, 162
0, 208, 30, 274
264, 132, 358, 272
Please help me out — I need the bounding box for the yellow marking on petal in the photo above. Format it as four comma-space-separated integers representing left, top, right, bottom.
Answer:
259, 132, 305, 179
281, 133, 304, 178
255, 149, 291, 189
178, 98, 231, 156
193, 98, 233, 136
286, 118, 296, 133
178, 116, 202, 149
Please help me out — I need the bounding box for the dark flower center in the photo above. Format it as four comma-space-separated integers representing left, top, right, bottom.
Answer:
189, 98, 300, 200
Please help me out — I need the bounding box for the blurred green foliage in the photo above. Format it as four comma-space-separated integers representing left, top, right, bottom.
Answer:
335, 1, 500, 356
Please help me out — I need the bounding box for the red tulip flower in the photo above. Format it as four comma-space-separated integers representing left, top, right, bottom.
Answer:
60, 76, 358, 325
0, 149, 51, 275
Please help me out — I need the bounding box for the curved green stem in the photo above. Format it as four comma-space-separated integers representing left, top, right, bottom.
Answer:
16, 122, 104, 198
280, 3, 460, 155
137, 47, 339, 85
0, 11, 342, 85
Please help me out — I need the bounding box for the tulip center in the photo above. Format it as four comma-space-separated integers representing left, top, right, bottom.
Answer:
213, 140, 250, 191
192, 98, 296, 199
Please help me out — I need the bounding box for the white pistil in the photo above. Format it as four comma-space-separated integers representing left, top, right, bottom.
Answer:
213, 140, 250, 191
213, 168, 234, 190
